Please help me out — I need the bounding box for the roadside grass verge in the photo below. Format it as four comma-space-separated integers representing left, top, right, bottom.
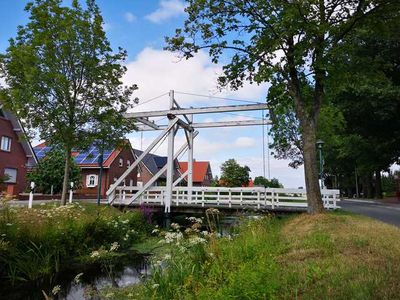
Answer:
0, 200, 151, 284
106, 211, 400, 299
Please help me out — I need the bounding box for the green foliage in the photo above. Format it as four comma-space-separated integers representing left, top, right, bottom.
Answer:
220, 159, 250, 187
0, 0, 136, 202
110, 213, 400, 299
254, 176, 283, 188
27, 149, 81, 194
0, 203, 150, 284
165, 0, 398, 210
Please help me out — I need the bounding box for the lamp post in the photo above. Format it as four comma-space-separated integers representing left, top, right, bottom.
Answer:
316, 140, 324, 189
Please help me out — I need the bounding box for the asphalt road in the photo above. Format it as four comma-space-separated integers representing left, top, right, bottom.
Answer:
340, 199, 400, 227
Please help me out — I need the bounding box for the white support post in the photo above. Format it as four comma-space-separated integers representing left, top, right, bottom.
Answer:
106, 117, 179, 203
188, 111, 194, 203
69, 182, 74, 204
28, 181, 35, 209
165, 90, 176, 213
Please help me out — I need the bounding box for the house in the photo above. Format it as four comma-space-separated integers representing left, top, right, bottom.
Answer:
33, 141, 137, 198
179, 161, 213, 186
0, 104, 37, 196
133, 149, 181, 187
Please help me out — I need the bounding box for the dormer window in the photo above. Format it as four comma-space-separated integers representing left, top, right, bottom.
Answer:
86, 174, 98, 187
1, 136, 11, 152
127, 160, 131, 167
119, 158, 123, 167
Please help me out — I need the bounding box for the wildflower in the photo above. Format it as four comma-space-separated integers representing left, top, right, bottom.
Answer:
52, 285, 61, 295
90, 251, 100, 258
5, 223, 12, 226
110, 242, 120, 252
152, 283, 159, 289
164, 254, 171, 260
188, 236, 207, 245
152, 228, 159, 234
170, 222, 180, 230
201, 231, 209, 236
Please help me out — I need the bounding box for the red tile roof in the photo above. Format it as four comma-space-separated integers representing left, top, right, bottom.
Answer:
179, 161, 210, 183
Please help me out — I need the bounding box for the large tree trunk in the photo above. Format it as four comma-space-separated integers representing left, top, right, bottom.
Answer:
302, 122, 325, 213
375, 170, 383, 199
60, 147, 71, 205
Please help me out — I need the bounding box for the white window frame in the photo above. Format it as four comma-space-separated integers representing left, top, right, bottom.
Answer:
1, 136, 11, 152
86, 174, 98, 187
119, 158, 123, 167
4, 168, 17, 183
127, 160, 131, 167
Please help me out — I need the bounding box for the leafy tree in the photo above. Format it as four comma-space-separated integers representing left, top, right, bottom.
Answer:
210, 175, 220, 187
0, 0, 136, 204
166, 0, 396, 212
254, 176, 283, 188
220, 159, 250, 187
27, 149, 81, 194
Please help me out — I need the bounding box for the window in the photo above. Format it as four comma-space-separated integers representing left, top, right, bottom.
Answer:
129, 179, 133, 186
0, 108, 5, 117
1, 136, 11, 152
127, 160, 131, 167
86, 174, 98, 187
4, 168, 17, 183
119, 158, 123, 167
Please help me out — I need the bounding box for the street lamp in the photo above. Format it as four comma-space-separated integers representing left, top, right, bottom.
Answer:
316, 140, 324, 189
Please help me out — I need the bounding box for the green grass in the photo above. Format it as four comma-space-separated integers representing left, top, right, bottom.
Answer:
105, 211, 400, 300
0, 201, 151, 284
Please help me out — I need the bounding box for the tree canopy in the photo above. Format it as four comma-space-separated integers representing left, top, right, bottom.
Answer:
254, 176, 283, 188
27, 149, 81, 194
166, 0, 397, 212
0, 0, 136, 204
220, 159, 250, 187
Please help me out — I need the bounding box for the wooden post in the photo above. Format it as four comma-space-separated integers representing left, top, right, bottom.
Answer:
28, 181, 35, 209
188, 111, 193, 203
165, 90, 176, 214
69, 182, 74, 204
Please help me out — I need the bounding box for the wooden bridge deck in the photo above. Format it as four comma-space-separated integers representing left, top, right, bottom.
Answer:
109, 186, 340, 211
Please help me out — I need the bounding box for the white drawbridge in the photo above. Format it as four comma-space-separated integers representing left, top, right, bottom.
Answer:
106, 90, 340, 212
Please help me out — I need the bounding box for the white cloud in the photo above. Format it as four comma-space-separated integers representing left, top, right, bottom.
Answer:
145, 0, 187, 24
124, 12, 137, 23
123, 47, 267, 112
234, 137, 256, 148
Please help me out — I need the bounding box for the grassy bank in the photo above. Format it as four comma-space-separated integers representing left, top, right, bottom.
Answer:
107, 212, 400, 299
0, 199, 151, 284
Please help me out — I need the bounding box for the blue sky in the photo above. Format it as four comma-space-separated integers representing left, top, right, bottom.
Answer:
0, 0, 306, 187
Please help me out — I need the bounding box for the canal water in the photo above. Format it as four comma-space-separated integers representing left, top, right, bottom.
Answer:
0, 252, 150, 300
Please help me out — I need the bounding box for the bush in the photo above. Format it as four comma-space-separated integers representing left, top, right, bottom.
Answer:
0, 202, 150, 284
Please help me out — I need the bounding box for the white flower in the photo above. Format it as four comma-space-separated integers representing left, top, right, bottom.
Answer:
152, 283, 159, 289
110, 242, 120, 252
164, 254, 171, 260
152, 228, 159, 234
171, 223, 180, 230
90, 251, 100, 258
52, 285, 61, 295
5, 223, 12, 226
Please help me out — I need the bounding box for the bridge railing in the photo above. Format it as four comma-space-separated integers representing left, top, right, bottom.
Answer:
111, 186, 340, 210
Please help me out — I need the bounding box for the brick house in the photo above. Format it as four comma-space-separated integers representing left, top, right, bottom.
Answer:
133, 149, 181, 187
179, 161, 213, 186
33, 141, 137, 198
0, 105, 37, 196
